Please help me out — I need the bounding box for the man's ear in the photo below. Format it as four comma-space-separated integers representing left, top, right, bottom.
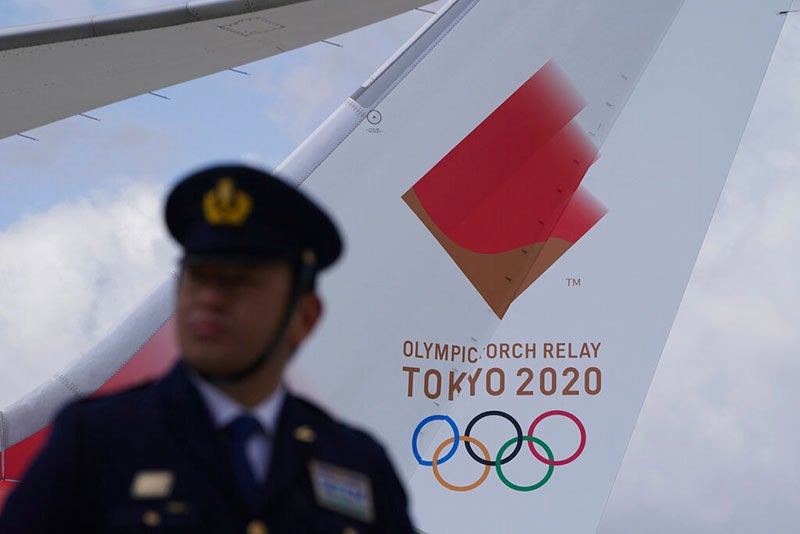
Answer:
289, 292, 322, 348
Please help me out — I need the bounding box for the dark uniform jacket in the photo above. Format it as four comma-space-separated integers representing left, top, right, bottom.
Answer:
0, 363, 414, 533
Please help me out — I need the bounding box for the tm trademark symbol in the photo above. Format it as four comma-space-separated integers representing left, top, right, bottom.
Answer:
566, 277, 581, 287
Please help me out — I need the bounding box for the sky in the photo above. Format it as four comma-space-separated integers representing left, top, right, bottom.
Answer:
0, 1, 799, 532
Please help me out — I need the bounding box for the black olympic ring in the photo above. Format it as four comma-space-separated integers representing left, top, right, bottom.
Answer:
464, 410, 522, 466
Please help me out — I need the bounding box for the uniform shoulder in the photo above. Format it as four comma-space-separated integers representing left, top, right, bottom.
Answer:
287, 394, 388, 455
56, 380, 157, 423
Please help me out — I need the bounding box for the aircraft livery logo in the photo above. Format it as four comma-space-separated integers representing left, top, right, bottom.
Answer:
402, 61, 607, 318
412, 410, 586, 492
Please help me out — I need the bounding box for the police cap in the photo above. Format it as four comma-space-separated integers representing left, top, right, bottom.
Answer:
165, 165, 342, 270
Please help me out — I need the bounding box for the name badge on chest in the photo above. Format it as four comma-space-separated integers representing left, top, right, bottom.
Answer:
130, 470, 175, 499
309, 460, 374, 524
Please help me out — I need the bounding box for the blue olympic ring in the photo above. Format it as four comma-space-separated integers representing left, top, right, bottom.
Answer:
411, 414, 459, 466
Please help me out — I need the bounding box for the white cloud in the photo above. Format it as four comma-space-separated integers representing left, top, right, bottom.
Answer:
599, 20, 800, 531
0, 181, 177, 408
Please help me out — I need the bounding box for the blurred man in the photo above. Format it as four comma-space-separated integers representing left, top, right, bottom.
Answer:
0, 165, 413, 533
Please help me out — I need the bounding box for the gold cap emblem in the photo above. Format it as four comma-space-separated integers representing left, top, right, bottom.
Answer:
202, 177, 252, 226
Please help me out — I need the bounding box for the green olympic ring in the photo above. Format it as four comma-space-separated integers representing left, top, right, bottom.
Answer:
495, 436, 554, 491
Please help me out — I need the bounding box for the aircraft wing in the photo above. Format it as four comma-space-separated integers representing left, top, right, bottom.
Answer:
0, 0, 432, 140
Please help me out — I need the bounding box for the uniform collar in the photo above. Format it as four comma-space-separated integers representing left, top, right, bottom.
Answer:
187, 369, 286, 435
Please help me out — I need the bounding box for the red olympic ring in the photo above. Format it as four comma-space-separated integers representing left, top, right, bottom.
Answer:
527, 410, 586, 466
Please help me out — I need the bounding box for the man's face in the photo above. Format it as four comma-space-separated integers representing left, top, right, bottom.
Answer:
176, 261, 295, 376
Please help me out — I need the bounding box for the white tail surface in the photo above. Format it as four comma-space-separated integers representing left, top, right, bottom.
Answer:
281, 0, 789, 531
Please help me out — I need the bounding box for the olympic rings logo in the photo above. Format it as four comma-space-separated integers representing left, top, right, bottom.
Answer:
411, 410, 586, 491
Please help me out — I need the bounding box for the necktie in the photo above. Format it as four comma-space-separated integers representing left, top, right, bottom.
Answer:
226, 415, 262, 507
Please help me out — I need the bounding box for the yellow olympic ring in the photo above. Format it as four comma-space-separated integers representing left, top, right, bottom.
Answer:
431, 436, 491, 492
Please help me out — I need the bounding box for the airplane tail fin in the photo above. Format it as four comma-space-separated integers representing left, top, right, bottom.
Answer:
279, 0, 788, 531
